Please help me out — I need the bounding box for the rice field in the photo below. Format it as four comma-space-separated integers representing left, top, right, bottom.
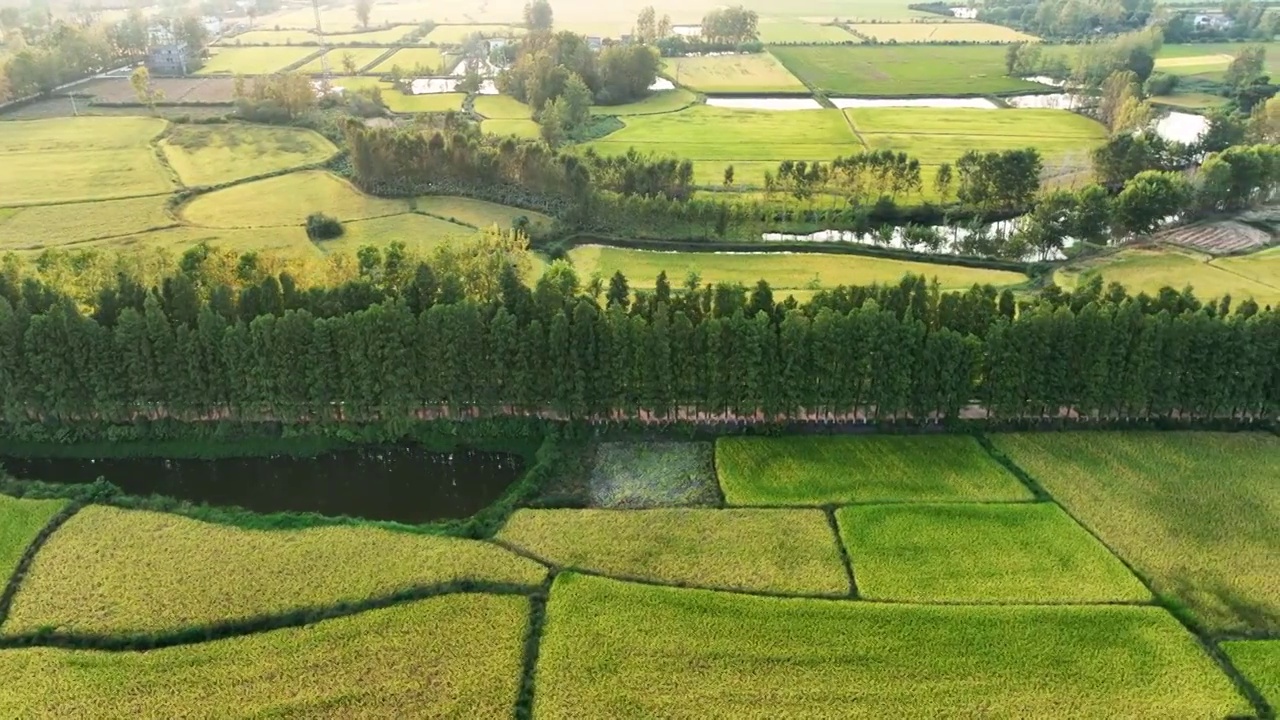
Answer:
716, 435, 1032, 505
0, 196, 176, 250
757, 18, 860, 43
662, 53, 809, 93
848, 21, 1038, 43
425, 23, 526, 45
1, 505, 545, 635
1055, 247, 1280, 307
990, 432, 1280, 633
567, 245, 1030, 294
0, 594, 529, 718
591, 88, 698, 116
535, 573, 1250, 718
498, 508, 849, 595
0, 495, 67, 589
473, 94, 533, 119
414, 195, 552, 230
180, 170, 409, 228
294, 47, 389, 74
1223, 641, 1280, 709
483, 118, 542, 139
159, 124, 338, 187
837, 503, 1151, 602
368, 47, 447, 74
318, 213, 479, 255
195, 46, 317, 75
1154, 42, 1280, 79
217, 28, 319, 45
586, 441, 718, 508
770, 44, 1047, 96
322, 25, 417, 44
0, 117, 173, 205
383, 90, 466, 113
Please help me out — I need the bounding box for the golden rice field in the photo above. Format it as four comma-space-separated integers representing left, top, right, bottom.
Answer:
159, 124, 338, 187
1, 506, 545, 635
0, 495, 67, 586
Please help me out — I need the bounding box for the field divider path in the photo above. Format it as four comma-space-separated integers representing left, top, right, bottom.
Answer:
824, 506, 859, 598
1207, 259, 1280, 292
0, 581, 540, 652
359, 48, 399, 74
840, 110, 870, 149
976, 434, 1274, 718
514, 571, 555, 720
0, 502, 83, 630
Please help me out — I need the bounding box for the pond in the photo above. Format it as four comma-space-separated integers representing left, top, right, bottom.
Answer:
1153, 111, 1209, 145
0, 446, 524, 525
830, 97, 999, 109
1003, 93, 1085, 110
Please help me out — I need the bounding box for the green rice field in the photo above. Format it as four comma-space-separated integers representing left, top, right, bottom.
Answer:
535, 573, 1250, 718
990, 432, 1280, 633
425, 23, 525, 45
770, 45, 1048, 95
849, 21, 1038, 43
383, 91, 466, 113
294, 47, 388, 74
591, 88, 698, 116
160, 124, 337, 187
662, 53, 809, 94
0, 495, 66, 588
716, 435, 1033, 505
321, 25, 416, 44
216, 28, 319, 45
195, 46, 317, 75
1223, 640, 1280, 709
473, 94, 533, 119
482, 118, 542, 138
367, 46, 446, 73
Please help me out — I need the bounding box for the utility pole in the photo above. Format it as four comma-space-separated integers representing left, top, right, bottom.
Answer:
312, 0, 330, 79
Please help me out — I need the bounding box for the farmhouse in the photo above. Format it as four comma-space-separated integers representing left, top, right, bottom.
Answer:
147, 26, 202, 75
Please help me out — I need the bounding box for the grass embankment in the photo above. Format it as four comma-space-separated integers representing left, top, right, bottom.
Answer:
535, 573, 1250, 718
716, 435, 1032, 505
661, 53, 809, 94
837, 503, 1150, 602
196, 46, 317, 75
0, 495, 67, 586
2, 506, 544, 635
587, 441, 718, 507
498, 508, 848, 595
1223, 641, 1280, 709
160, 124, 337, 187
567, 245, 1029, 295
0, 594, 529, 717
990, 432, 1280, 633
1055, 247, 1280, 306
770, 45, 1047, 96
0, 117, 173, 205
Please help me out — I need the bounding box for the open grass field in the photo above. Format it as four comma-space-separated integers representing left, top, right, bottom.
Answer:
848, 21, 1038, 43
295, 47, 389, 74
837, 503, 1151, 602
195, 46, 317, 75
1055, 247, 1280, 306
567, 245, 1030, 294
716, 436, 1032, 505
662, 53, 809, 93
587, 441, 718, 507
0, 495, 66, 589
425, 23, 526, 45
771, 45, 1047, 96
383, 90, 466, 113
1, 505, 544, 635
180, 170, 409, 228
0, 594, 529, 718
498, 508, 849, 595
0, 196, 176, 250
217, 28, 319, 45
160, 124, 337, 187
990, 432, 1280, 633
1224, 641, 1280, 708
473, 94, 533, 119
536, 573, 1249, 718
847, 106, 1107, 167
483, 118, 542, 138
368, 46, 446, 73
757, 18, 860, 43
1154, 42, 1280, 78
0, 117, 173, 205
591, 88, 698, 116
413, 195, 551, 230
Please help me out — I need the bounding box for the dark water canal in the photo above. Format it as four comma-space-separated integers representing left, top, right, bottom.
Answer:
0, 446, 524, 524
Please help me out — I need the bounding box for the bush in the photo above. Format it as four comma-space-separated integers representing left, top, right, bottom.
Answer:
305, 213, 344, 240
1144, 72, 1177, 97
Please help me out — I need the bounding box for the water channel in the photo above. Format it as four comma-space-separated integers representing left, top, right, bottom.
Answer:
0, 446, 525, 524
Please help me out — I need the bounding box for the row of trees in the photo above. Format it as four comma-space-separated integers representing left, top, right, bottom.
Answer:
1, 256, 1277, 422
979, 0, 1154, 39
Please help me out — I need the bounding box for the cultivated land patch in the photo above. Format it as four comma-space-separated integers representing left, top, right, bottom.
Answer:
180, 170, 409, 228
159, 124, 337, 187
587, 441, 719, 507
295, 47, 388, 74
770, 44, 1046, 96
321, 25, 417, 44
0, 117, 173, 205
568, 245, 1030, 294
414, 195, 551, 230
216, 28, 319, 45
0, 196, 175, 250
716, 435, 1032, 505
0, 495, 67, 588
1, 505, 544, 635
473, 94, 533, 119
757, 18, 860, 43
482, 118, 541, 138
425, 23, 526, 45
848, 21, 1038, 43
81, 224, 317, 258
990, 432, 1280, 633
0, 594, 529, 718
837, 503, 1151, 603
1154, 42, 1280, 79
498, 508, 849, 595
591, 88, 698, 116
535, 573, 1250, 718
369, 47, 447, 73
661, 53, 809, 94
1054, 247, 1280, 307
383, 91, 466, 113
1155, 219, 1273, 255
1223, 641, 1280, 709
1213, 246, 1280, 294
320, 213, 478, 255
195, 46, 317, 75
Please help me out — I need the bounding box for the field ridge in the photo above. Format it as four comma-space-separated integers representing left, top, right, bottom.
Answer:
0, 500, 79, 630
825, 507, 859, 597
515, 572, 555, 720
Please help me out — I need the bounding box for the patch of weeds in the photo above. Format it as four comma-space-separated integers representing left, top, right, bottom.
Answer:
589, 442, 718, 508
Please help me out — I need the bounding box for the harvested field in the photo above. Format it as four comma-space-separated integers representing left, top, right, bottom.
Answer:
757, 18, 860, 43
662, 53, 808, 94
160, 124, 337, 187
1156, 220, 1274, 255
1, 505, 544, 635
0, 594, 529, 718
591, 88, 698, 116
771, 44, 1045, 96
0, 495, 67, 588
180, 170, 408, 228
586, 441, 718, 508
367, 46, 447, 73
1223, 641, 1280, 709
295, 48, 388, 74
0, 100, 230, 121
0, 196, 176, 250
413, 195, 551, 230
848, 21, 1038, 43
536, 573, 1250, 718
837, 503, 1150, 602
195, 46, 317, 75
991, 432, 1280, 633
716, 436, 1031, 505
71, 77, 238, 104
498, 508, 848, 595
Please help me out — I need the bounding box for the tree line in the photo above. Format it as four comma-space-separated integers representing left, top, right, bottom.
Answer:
0, 242, 1277, 424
